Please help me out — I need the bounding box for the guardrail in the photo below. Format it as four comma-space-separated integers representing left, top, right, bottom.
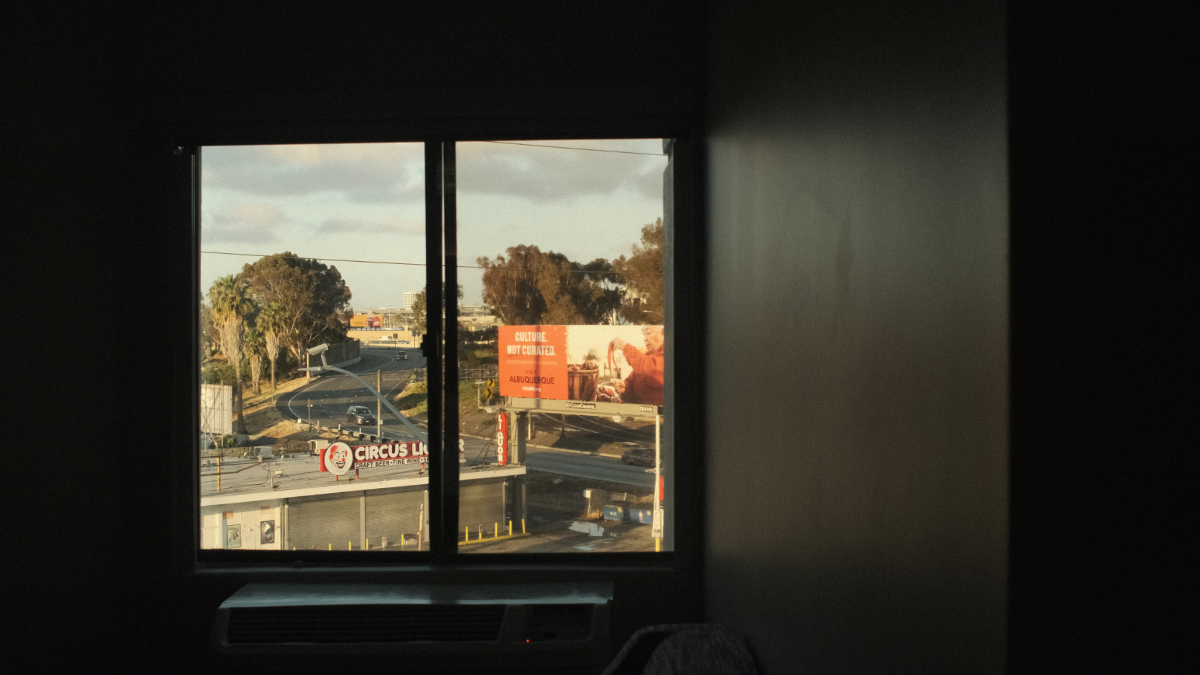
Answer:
459, 367, 497, 381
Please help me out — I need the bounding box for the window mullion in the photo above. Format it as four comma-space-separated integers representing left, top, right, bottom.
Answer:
425, 141, 448, 558
442, 141, 460, 552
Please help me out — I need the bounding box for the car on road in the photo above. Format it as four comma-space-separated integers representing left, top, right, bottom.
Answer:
621, 447, 656, 467
397, 351, 408, 360
346, 405, 376, 425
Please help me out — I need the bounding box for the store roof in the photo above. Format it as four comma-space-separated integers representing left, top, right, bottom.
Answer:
199, 453, 524, 506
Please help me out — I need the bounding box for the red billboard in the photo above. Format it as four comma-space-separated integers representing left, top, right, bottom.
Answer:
498, 325, 664, 406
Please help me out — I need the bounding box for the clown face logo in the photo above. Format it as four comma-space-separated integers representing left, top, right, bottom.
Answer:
325, 442, 353, 476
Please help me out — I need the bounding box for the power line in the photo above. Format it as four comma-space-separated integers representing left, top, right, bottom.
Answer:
201, 250, 629, 276
204, 250, 425, 267
480, 141, 665, 156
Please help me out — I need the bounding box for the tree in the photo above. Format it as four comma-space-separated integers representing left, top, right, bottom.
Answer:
209, 274, 257, 435
258, 302, 285, 390
411, 289, 426, 334
411, 283, 463, 334
478, 245, 547, 325
244, 326, 265, 395
552, 255, 622, 325
199, 296, 218, 360
240, 252, 353, 367
613, 218, 664, 324
478, 245, 622, 325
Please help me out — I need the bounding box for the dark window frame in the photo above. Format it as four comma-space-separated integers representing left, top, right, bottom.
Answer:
169, 118, 704, 576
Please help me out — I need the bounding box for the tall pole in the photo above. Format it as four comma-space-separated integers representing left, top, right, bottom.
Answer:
377, 369, 383, 438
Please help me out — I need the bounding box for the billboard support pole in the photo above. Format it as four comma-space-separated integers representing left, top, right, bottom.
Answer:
516, 411, 527, 465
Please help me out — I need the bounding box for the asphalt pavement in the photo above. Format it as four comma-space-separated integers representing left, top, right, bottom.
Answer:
276, 347, 654, 485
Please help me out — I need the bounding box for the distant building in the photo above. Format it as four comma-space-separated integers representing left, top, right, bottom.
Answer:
403, 292, 415, 309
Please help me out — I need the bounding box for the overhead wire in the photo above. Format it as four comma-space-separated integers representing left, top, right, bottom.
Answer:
201, 249, 635, 277
479, 141, 666, 156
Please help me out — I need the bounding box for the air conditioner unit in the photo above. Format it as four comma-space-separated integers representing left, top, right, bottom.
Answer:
212, 583, 612, 672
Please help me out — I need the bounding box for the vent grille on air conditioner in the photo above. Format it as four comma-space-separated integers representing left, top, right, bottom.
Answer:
226, 604, 506, 644
213, 582, 613, 671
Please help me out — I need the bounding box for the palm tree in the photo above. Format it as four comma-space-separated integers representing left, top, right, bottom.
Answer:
244, 327, 265, 396
209, 274, 256, 436
258, 302, 286, 390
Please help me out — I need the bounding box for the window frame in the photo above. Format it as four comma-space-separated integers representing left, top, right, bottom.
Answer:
170, 119, 704, 575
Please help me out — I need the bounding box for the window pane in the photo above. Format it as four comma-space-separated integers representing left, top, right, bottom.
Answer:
199, 143, 430, 552
454, 139, 672, 553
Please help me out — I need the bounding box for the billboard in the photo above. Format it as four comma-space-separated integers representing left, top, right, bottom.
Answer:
499, 325, 664, 406
200, 384, 232, 437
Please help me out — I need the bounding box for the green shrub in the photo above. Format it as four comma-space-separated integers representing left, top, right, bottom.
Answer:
201, 361, 236, 386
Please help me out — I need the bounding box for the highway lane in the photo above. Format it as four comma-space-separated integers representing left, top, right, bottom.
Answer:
277, 347, 657, 485
281, 346, 427, 440
524, 449, 655, 486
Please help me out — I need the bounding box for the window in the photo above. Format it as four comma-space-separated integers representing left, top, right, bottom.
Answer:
192, 136, 696, 563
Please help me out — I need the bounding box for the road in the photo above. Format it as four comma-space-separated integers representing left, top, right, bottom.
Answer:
277, 347, 654, 486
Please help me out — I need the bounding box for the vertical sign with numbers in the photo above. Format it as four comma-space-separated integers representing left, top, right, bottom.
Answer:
496, 412, 508, 465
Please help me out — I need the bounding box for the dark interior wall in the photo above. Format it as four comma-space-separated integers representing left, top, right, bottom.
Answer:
8, 4, 706, 671
703, 2, 1008, 673
1005, 5, 1192, 672
9, 2, 1189, 672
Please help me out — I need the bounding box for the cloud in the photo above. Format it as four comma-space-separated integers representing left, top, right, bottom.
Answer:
455, 140, 668, 202
315, 215, 424, 236
202, 143, 425, 202
201, 140, 667, 204
202, 201, 288, 244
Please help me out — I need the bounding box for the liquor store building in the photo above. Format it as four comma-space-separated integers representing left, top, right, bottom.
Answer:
200, 465, 526, 551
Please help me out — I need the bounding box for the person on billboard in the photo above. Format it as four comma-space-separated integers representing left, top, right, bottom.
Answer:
611, 325, 664, 406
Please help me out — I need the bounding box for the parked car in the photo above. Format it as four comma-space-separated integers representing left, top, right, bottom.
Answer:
621, 447, 656, 467
346, 405, 376, 425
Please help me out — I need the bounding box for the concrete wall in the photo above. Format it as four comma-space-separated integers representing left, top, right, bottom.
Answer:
704, 2, 1008, 672
200, 501, 283, 551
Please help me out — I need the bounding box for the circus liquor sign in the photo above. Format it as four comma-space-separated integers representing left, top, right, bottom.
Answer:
320, 440, 465, 476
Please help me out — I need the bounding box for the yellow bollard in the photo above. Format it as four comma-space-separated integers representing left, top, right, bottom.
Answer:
465, 526, 469, 542
495, 523, 498, 539
349, 541, 352, 550
656, 538, 661, 553
328, 543, 331, 550
509, 520, 512, 536
366, 538, 369, 550
522, 518, 526, 534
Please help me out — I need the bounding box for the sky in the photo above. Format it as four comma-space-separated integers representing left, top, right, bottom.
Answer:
200, 139, 667, 310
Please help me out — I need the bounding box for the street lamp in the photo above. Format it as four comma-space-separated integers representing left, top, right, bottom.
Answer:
301, 343, 427, 443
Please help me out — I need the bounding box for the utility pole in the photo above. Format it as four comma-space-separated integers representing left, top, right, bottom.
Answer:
377, 369, 383, 439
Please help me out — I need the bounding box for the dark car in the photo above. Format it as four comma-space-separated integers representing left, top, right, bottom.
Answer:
621, 447, 656, 467
397, 351, 408, 360
346, 405, 376, 425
